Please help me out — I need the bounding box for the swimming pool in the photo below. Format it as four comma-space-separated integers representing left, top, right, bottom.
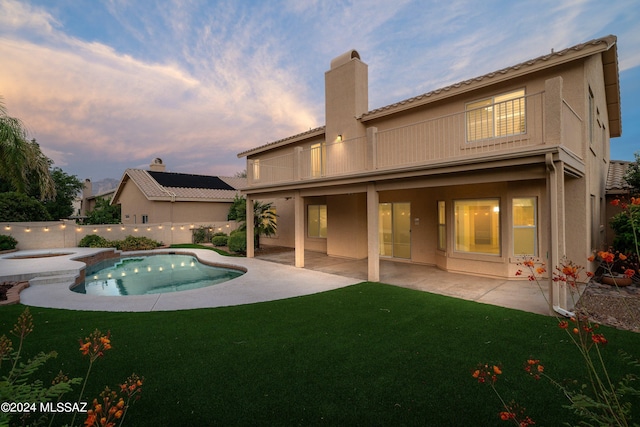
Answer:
71, 254, 244, 296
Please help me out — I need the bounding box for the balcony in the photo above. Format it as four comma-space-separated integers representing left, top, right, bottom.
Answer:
247, 92, 581, 187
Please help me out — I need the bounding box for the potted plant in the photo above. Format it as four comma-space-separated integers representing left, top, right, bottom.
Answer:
593, 250, 637, 287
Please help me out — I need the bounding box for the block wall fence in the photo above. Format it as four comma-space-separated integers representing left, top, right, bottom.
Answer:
1, 220, 239, 251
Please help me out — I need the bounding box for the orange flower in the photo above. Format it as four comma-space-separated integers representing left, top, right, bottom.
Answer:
632, 197, 640, 205
536, 267, 546, 275
79, 329, 112, 362
500, 411, 515, 420
610, 199, 620, 206
624, 268, 636, 278
619, 253, 627, 261
591, 333, 608, 345
558, 320, 569, 329
587, 255, 595, 262
493, 365, 502, 375
523, 260, 535, 268
573, 328, 579, 335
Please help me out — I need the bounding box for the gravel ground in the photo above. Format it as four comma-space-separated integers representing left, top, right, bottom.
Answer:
575, 281, 640, 333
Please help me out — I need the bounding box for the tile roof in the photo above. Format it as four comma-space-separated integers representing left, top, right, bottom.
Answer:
119, 169, 245, 202
606, 160, 632, 193
361, 35, 617, 120
238, 35, 618, 157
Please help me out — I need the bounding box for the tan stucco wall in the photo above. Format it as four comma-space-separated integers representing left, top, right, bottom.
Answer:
116, 179, 233, 225
4, 220, 239, 250
326, 193, 368, 259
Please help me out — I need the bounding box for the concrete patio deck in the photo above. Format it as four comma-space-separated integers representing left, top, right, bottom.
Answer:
255, 247, 553, 315
0, 246, 553, 315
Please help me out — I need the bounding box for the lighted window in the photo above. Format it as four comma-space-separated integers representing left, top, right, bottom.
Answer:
466, 89, 525, 142
512, 197, 537, 256
437, 201, 446, 251
308, 205, 327, 238
310, 143, 326, 178
252, 159, 260, 181
454, 199, 500, 255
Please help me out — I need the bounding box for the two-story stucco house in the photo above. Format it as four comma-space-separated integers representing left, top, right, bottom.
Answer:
238, 35, 621, 313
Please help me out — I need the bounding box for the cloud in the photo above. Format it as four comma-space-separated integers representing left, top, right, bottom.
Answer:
0, 0, 321, 178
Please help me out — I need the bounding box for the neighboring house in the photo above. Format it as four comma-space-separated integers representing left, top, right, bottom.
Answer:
70, 179, 117, 221
238, 35, 622, 313
111, 158, 245, 225
605, 160, 632, 247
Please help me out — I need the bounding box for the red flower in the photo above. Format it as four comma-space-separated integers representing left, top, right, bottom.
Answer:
591, 334, 608, 345
558, 320, 569, 329
624, 268, 636, 278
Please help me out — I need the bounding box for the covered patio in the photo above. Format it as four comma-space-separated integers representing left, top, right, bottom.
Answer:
256, 247, 553, 315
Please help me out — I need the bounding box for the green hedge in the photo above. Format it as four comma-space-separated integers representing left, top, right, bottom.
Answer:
0, 234, 18, 250
228, 230, 246, 254
212, 235, 228, 247
78, 235, 161, 251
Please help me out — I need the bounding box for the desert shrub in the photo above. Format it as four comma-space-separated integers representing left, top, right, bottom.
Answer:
228, 230, 246, 254
78, 234, 110, 248
0, 234, 18, 250
212, 235, 228, 247
115, 235, 161, 251
192, 226, 210, 244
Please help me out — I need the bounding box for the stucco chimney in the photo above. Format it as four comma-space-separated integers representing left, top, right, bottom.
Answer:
325, 49, 368, 143
149, 157, 166, 172
82, 178, 92, 199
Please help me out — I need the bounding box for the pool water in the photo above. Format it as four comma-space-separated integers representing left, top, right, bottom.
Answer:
72, 254, 244, 296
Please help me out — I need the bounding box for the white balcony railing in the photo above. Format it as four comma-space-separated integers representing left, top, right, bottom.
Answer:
248, 92, 551, 186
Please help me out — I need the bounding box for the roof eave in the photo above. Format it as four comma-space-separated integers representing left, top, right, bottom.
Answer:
361, 35, 620, 123
237, 127, 326, 158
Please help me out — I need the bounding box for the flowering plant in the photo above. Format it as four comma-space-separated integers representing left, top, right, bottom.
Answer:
473, 258, 638, 426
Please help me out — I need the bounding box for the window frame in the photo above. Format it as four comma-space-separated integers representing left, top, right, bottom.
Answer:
437, 201, 446, 251
453, 198, 501, 256
307, 204, 327, 238
465, 89, 526, 142
512, 197, 537, 257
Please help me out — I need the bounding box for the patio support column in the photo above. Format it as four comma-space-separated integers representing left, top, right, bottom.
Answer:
246, 195, 255, 258
294, 191, 305, 267
367, 183, 380, 282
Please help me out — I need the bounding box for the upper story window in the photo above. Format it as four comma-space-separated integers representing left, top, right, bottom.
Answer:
310, 143, 326, 178
252, 159, 260, 181
466, 89, 525, 142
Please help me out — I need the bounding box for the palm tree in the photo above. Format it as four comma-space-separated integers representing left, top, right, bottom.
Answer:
0, 97, 55, 200
229, 195, 278, 248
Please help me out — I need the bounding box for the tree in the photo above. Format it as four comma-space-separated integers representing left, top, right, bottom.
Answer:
0, 192, 52, 221
227, 195, 277, 249
623, 151, 640, 195
0, 98, 56, 200
41, 168, 84, 220
85, 197, 122, 224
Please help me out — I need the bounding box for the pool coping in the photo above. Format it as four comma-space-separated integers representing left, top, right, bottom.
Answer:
1, 248, 360, 312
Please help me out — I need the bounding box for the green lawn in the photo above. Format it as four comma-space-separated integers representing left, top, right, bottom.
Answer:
1, 282, 638, 426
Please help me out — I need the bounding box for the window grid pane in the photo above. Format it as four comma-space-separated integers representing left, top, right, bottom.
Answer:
512, 197, 536, 256
466, 89, 525, 142
454, 199, 500, 255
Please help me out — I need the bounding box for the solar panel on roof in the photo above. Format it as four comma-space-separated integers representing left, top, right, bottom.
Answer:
148, 171, 235, 190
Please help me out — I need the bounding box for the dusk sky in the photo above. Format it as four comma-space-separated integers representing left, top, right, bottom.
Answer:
1, 0, 639, 183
